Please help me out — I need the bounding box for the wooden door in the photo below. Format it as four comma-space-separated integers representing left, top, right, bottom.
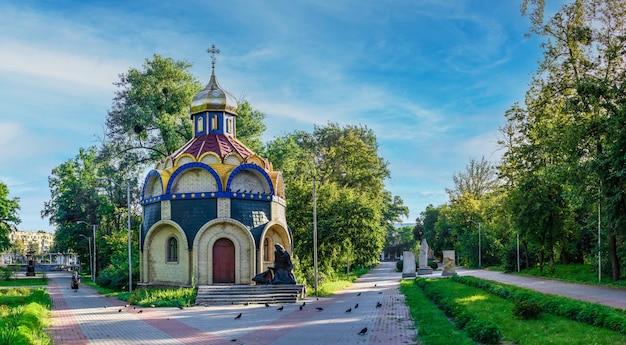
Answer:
213, 238, 235, 284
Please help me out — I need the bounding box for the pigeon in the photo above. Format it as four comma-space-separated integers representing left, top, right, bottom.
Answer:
125, 304, 129, 307
357, 292, 361, 296
299, 305, 303, 311
133, 306, 136, 310
378, 292, 383, 294
316, 307, 324, 311
138, 310, 143, 314
358, 327, 368, 335
118, 309, 122, 312
103, 306, 107, 309
354, 303, 359, 309
302, 302, 306, 307
177, 306, 184, 310
374, 284, 377, 287
265, 303, 271, 308
235, 313, 242, 320
376, 302, 382, 308
277, 306, 284, 311
345, 308, 352, 313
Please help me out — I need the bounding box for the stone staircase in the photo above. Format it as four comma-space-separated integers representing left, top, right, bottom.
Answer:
195, 284, 306, 306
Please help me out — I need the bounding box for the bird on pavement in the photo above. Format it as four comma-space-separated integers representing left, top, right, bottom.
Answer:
354, 303, 359, 309
118, 309, 122, 312
299, 305, 303, 310
302, 302, 306, 307
235, 313, 242, 320
277, 306, 284, 311
345, 308, 352, 313
376, 302, 382, 308
177, 306, 184, 310
357, 292, 361, 296
265, 303, 271, 308
358, 327, 368, 335
138, 310, 143, 314
316, 307, 324, 311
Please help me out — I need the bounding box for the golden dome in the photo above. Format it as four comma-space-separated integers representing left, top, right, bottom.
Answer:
190, 68, 238, 116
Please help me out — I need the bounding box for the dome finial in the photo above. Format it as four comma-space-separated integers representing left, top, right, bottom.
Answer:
207, 44, 220, 72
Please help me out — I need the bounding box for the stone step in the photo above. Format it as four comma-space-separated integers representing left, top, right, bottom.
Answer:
195, 284, 305, 305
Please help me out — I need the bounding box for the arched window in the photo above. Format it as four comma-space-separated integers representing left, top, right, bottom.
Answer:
197, 116, 204, 132
212, 115, 219, 130
167, 237, 178, 263
263, 238, 272, 262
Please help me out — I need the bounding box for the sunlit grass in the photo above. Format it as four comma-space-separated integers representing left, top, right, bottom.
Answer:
128, 287, 197, 307
0, 288, 52, 344
424, 278, 626, 345
519, 263, 626, 287
400, 280, 474, 345
0, 278, 48, 287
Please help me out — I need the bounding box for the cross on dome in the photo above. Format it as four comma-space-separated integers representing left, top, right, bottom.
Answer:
207, 44, 220, 70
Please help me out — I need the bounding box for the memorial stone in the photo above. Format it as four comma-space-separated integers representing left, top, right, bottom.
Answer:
417, 239, 433, 275
442, 250, 457, 276
402, 251, 416, 278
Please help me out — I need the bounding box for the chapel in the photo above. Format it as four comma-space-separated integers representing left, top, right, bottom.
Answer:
139, 46, 291, 286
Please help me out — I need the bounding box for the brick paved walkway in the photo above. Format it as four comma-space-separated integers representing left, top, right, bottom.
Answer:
46, 262, 418, 345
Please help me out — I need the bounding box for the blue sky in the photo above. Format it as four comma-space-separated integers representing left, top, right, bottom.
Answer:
0, 1, 558, 233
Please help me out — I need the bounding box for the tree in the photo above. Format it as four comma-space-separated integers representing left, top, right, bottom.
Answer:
0, 181, 20, 252
42, 147, 104, 271
446, 156, 498, 201
514, 0, 626, 280
265, 123, 405, 277
237, 99, 266, 153
105, 54, 202, 167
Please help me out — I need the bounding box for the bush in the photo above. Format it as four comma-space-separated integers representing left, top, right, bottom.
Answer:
465, 319, 503, 345
396, 260, 403, 271
429, 260, 438, 270
513, 299, 541, 320
1, 267, 12, 281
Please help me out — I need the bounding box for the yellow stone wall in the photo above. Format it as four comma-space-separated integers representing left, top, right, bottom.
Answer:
193, 219, 255, 285
143, 222, 190, 285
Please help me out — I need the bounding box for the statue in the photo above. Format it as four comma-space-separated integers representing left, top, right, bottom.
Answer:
271, 244, 296, 284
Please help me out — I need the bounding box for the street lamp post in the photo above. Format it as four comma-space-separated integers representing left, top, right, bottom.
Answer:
97, 177, 133, 293
469, 219, 481, 268
79, 234, 93, 282
313, 177, 318, 295
77, 221, 97, 283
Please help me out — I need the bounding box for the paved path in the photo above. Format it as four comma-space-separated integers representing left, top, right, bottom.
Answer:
456, 268, 626, 309
46, 261, 417, 345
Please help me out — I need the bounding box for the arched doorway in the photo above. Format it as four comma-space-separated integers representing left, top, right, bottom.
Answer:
213, 238, 235, 283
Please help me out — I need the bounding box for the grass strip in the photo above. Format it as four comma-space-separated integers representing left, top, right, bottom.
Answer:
0, 288, 52, 345
421, 278, 626, 345
399, 280, 473, 345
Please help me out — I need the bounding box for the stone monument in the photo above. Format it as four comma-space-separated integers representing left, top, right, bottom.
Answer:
417, 239, 433, 275
271, 244, 297, 284
442, 250, 457, 276
402, 251, 416, 278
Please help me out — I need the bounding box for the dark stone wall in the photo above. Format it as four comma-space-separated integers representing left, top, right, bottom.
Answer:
141, 203, 161, 250
231, 199, 271, 230
171, 199, 218, 249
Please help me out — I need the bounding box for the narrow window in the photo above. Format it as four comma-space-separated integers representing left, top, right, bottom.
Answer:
263, 238, 269, 261
167, 237, 178, 263
197, 116, 204, 132
227, 119, 233, 133
212, 115, 219, 130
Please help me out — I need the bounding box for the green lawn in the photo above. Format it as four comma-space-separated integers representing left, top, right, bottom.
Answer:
0, 278, 48, 287
405, 278, 626, 345
0, 288, 52, 345
518, 263, 626, 288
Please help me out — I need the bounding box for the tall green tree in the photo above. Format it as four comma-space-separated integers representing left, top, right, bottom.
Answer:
513, 0, 626, 280
266, 123, 405, 278
0, 181, 20, 251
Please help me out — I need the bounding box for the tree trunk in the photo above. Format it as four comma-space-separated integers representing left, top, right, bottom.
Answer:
609, 234, 620, 281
